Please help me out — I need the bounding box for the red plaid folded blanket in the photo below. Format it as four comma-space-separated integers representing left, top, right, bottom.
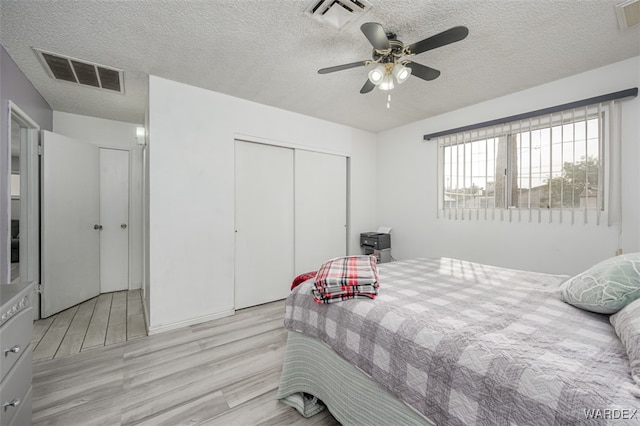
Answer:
312, 255, 379, 304
291, 271, 317, 290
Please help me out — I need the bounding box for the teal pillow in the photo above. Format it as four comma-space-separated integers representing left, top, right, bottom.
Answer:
561, 253, 640, 314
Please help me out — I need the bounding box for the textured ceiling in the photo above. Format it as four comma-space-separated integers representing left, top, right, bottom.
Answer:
1, 0, 639, 133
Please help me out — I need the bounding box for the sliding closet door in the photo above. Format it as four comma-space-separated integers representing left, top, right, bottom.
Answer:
294, 150, 347, 274
234, 141, 294, 309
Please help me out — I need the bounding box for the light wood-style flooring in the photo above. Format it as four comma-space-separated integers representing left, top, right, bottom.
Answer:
32, 299, 340, 425
32, 290, 147, 361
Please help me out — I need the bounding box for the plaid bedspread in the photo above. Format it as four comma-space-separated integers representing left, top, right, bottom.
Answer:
284, 258, 640, 425
312, 255, 379, 304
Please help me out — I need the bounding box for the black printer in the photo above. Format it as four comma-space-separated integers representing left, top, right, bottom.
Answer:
360, 232, 391, 250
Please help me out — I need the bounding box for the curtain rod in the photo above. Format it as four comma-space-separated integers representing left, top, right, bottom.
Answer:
423, 87, 638, 141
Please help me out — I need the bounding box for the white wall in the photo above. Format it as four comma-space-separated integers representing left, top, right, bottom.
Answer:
376, 56, 640, 275
53, 112, 144, 289
147, 76, 377, 332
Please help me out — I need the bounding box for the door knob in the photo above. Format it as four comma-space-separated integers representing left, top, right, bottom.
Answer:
121, 224, 127, 229
94, 224, 103, 230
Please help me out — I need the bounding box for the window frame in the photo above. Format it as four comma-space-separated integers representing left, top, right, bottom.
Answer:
437, 104, 610, 221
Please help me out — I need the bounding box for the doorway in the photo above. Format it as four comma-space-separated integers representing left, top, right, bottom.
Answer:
99, 148, 130, 293
41, 134, 132, 318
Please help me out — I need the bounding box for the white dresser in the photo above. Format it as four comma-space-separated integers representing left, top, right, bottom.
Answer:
0, 282, 34, 426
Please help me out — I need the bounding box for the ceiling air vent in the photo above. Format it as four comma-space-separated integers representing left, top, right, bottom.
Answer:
33, 48, 124, 93
615, 0, 640, 29
305, 0, 372, 29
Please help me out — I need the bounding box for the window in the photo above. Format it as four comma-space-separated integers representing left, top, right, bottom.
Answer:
438, 104, 610, 223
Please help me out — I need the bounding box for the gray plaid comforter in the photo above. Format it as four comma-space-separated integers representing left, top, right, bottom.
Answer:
283, 258, 640, 425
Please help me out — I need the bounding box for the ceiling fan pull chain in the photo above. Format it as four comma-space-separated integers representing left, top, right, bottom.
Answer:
386, 94, 391, 109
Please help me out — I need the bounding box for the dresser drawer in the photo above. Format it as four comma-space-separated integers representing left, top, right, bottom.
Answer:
0, 346, 32, 426
6, 385, 32, 426
0, 307, 33, 380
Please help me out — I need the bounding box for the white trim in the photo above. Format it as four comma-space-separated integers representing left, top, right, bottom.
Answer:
8, 101, 41, 319
147, 309, 235, 335
234, 133, 350, 157
141, 293, 150, 335
9, 101, 40, 130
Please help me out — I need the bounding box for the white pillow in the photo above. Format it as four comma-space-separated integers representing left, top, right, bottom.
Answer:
610, 297, 640, 397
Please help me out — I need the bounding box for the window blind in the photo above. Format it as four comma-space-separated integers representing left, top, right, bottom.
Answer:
433, 91, 635, 225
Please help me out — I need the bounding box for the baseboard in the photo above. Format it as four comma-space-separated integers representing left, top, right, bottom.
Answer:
146, 309, 235, 335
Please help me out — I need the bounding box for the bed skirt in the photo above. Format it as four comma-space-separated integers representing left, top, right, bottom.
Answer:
276, 331, 434, 425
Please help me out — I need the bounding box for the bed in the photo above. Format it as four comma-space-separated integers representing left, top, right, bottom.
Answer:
277, 257, 640, 425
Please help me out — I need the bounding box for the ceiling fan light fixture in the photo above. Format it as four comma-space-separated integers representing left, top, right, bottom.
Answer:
368, 64, 386, 85
393, 63, 412, 84
379, 73, 395, 91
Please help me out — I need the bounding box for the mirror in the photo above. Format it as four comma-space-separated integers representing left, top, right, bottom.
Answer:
10, 116, 21, 282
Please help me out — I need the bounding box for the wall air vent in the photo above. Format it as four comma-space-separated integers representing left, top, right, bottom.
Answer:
33, 48, 124, 93
615, 0, 640, 29
305, 0, 372, 29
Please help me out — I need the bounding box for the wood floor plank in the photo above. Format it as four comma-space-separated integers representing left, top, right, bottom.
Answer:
109, 305, 127, 326
201, 388, 292, 425
33, 379, 125, 426
82, 293, 113, 349
126, 313, 146, 339
33, 305, 79, 361
106, 322, 127, 346
127, 298, 143, 316
122, 327, 286, 390
32, 315, 55, 347
128, 390, 229, 426
55, 332, 86, 359
65, 297, 97, 337
112, 291, 128, 308
222, 365, 283, 408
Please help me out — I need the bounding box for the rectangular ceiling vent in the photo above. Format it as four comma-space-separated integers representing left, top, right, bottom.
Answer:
615, 0, 640, 29
33, 48, 124, 93
305, 0, 372, 30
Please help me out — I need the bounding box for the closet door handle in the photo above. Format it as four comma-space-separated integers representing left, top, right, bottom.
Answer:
94, 224, 103, 230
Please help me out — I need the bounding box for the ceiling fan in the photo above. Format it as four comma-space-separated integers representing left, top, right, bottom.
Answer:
318, 22, 469, 94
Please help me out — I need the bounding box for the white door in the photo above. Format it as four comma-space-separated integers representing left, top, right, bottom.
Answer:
99, 148, 130, 293
41, 131, 100, 317
234, 141, 294, 309
294, 150, 347, 274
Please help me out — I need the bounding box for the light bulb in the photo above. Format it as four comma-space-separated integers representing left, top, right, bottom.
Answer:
392, 64, 412, 84
368, 65, 386, 85
379, 74, 395, 91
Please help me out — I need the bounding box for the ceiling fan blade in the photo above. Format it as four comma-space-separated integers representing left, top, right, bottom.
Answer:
406, 26, 469, 55
361, 22, 390, 50
406, 62, 441, 81
360, 79, 375, 94
318, 60, 368, 74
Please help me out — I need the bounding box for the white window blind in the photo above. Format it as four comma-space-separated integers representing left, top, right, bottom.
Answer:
435, 99, 625, 225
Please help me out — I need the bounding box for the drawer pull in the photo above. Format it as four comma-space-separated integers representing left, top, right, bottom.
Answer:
3, 398, 21, 411
3, 345, 20, 356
